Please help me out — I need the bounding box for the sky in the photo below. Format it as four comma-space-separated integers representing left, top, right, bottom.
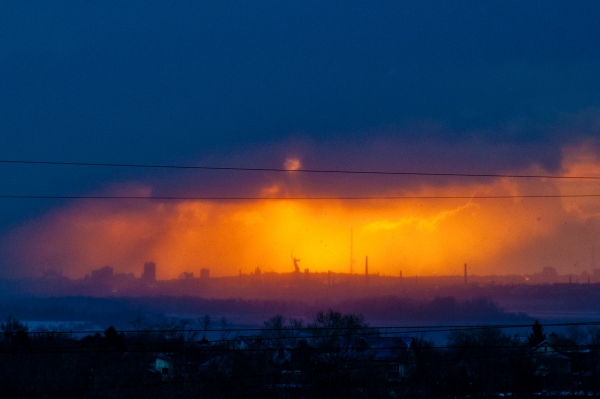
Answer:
2, 1, 600, 279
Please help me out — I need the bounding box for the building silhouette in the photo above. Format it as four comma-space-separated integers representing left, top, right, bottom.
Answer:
142, 262, 156, 283
90, 266, 114, 285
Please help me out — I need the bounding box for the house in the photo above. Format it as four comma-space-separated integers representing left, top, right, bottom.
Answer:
272, 370, 304, 390
272, 347, 292, 366
321, 335, 416, 380
365, 336, 415, 379
154, 353, 175, 380
199, 355, 232, 375
234, 335, 268, 350
528, 336, 571, 376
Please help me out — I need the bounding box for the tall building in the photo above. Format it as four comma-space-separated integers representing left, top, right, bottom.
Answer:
142, 262, 156, 283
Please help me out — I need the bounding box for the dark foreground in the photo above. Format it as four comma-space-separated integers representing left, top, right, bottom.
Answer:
2, 311, 600, 399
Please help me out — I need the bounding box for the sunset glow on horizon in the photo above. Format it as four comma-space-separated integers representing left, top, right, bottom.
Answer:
3, 143, 600, 280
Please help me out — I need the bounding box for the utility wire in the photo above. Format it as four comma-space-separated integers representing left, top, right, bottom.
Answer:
0, 159, 597, 180
16, 320, 600, 353
1, 159, 599, 180
6, 342, 600, 355
1, 194, 599, 201
23, 319, 600, 335
22, 319, 600, 334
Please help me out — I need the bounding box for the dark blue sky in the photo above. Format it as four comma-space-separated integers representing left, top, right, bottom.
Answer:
2, 0, 600, 231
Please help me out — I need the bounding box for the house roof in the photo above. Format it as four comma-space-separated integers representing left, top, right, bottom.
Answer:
156, 353, 175, 363
529, 341, 570, 360
236, 335, 270, 349
343, 336, 415, 361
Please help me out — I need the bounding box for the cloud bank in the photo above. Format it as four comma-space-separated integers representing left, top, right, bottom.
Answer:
2, 118, 600, 279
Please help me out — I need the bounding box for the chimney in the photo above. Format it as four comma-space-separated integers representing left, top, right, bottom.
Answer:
365, 256, 369, 285
464, 263, 467, 285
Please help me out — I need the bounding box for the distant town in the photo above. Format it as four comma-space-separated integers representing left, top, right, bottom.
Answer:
1, 262, 599, 315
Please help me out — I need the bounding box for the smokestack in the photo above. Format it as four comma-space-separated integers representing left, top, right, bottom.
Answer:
399, 270, 402, 281
365, 256, 369, 285
464, 263, 467, 285
350, 227, 354, 275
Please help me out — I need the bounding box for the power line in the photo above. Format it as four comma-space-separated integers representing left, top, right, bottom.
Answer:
22, 319, 600, 334
18, 319, 600, 352
7, 341, 600, 356
0, 194, 599, 201
1, 159, 599, 180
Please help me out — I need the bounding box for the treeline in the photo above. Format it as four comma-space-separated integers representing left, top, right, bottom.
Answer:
335, 296, 530, 323
2, 312, 600, 398
0, 295, 529, 327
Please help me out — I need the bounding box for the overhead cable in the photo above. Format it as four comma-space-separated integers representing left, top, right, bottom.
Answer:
1, 159, 598, 180
0, 194, 598, 201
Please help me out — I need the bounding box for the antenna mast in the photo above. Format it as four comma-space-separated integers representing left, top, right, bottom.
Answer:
350, 227, 354, 274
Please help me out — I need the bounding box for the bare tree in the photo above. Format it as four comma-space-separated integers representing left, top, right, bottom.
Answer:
220, 316, 231, 341
200, 315, 212, 340
0, 316, 29, 349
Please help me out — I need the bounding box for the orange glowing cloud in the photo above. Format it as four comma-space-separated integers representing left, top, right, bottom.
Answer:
284, 158, 301, 171
556, 142, 600, 218
3, 140, 600, 279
